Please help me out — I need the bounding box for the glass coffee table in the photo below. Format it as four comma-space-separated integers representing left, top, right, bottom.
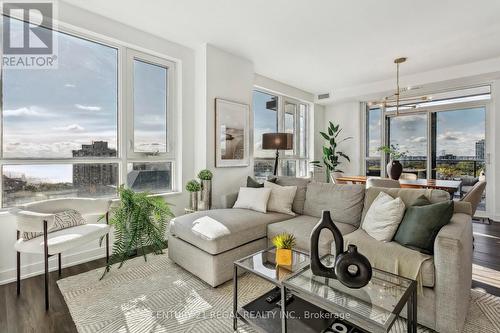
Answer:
234, 250, 417, 333
233, 247, 324, 332
284, 254, 417, 333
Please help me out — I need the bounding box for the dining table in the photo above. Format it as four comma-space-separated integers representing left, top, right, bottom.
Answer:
335, 175, 462, 197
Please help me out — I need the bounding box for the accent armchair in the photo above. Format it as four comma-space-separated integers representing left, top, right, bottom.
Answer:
10, 198, 112, 310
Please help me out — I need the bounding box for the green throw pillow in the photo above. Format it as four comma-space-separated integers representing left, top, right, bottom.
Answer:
246, 176, 276, 188
393, 196, 454, 254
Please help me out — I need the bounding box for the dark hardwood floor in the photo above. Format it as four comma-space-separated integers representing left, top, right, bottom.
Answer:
0, 222, 499, 333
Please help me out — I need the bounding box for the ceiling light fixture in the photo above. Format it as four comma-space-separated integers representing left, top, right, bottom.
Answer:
371, 57, 429, 115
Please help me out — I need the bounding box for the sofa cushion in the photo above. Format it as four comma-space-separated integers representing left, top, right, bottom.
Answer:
303, 182, 365, 226
361, 187, 450, 226
264, 181, 297, 215
267, 215, 356, 256
362, 192, 406, 242
275, 176, 310, 214
343, 229, 435, 287
394, 199, 454, 254
233, 187, 272, 213
170, 209, 292, 255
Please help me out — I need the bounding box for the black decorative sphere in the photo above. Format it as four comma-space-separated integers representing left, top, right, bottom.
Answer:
334, 244, 372, 289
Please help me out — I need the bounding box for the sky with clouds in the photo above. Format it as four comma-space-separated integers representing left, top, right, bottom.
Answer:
253, 90, 277, 158
369, 107, 485, 158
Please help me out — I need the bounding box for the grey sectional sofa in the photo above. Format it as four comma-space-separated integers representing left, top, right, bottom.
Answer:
168, 177, 473, 333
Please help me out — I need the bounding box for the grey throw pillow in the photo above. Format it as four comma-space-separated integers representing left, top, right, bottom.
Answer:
22, 209, 87, 240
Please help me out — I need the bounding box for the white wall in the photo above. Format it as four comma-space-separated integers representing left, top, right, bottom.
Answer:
0, 2, 196, 284
322, 102, 362, 176
193, 44, 255, 208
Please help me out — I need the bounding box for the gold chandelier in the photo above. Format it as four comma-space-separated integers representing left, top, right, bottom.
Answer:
372, 57, 430, 115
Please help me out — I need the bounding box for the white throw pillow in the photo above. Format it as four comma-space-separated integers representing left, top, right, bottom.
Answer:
362, 192, 406, 242
264, 181, 297, 216
233, 187, 272, 213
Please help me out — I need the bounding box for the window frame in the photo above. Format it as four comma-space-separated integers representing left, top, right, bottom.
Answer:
252, 88, 310, 178
0, 18, 180, 208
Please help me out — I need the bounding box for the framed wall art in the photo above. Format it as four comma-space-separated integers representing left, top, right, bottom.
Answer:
215, 98, 249, 167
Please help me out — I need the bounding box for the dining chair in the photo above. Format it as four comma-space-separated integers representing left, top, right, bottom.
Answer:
461, 181, 487, 217
10, 198, 112, 310
399, 172, 417, 180
331, 171, 347, 184
366, 178, 401, 189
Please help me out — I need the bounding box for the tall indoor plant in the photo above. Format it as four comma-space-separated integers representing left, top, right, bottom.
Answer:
378, 144, 407, 180
311, 121, 352, 183
100, 185, 174, 279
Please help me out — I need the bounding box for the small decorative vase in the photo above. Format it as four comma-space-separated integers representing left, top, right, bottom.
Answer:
334, 244, 372, 289
189, 192, 198, 211
310, 210, 344, 278
276, 248, 292, 267
199, 179, 212, 210
387, 160, 403, 180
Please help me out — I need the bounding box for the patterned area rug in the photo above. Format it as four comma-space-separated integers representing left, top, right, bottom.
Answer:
57, 253, 499, 333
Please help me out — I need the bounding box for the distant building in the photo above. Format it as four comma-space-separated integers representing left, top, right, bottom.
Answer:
72, 141, 117, 158
2, 175, 27, 193
475, 139, 485, 160
72, 141, 117, 190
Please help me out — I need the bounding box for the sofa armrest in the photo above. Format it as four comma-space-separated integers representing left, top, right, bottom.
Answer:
220, 193, 238, 209
434, 212, 472, 333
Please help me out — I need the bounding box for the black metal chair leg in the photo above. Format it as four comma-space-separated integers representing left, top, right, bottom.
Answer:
106, 234, 109, 264
43, 220, 49, 311
58, 253, 62, 277
16, 251, 21, 296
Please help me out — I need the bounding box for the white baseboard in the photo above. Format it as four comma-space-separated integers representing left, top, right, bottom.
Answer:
0, 247, 107, 285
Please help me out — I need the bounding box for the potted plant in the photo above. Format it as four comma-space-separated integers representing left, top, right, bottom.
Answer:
311, 121, 352, 183
436, 166, 459, 180
186, 179, 201, 211
100, 185, 174, 279
198, 169, 213, 210
378, 144, 407, 180
272, 233, 296, 267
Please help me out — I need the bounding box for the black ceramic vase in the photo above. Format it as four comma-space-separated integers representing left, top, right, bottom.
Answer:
387, 160, 403, 180
310, 210, 343, 278
334, 244, 372, 289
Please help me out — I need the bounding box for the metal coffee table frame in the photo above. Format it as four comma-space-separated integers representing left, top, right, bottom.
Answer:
233, 249, 417, 333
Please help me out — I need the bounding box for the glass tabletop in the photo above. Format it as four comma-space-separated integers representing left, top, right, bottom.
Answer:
235, 247, 310, 285
284, 254, 415, 330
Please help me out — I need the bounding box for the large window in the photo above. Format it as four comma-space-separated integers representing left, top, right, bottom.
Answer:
364, 87, 489, 211
0, 18, 177, 207
365, 108, 382, 176
388, 114, 428, 179
253, 90, 309, 179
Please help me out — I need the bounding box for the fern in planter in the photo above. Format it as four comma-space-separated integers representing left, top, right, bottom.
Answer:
99, 185, 174, 279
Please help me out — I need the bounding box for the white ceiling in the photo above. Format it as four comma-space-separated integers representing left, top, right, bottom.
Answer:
62, 0, 500, 96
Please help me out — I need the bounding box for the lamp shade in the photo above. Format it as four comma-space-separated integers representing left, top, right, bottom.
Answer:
262, 133, 293, 150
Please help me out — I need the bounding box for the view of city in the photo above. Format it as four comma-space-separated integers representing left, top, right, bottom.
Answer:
2, 141, 171, 207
